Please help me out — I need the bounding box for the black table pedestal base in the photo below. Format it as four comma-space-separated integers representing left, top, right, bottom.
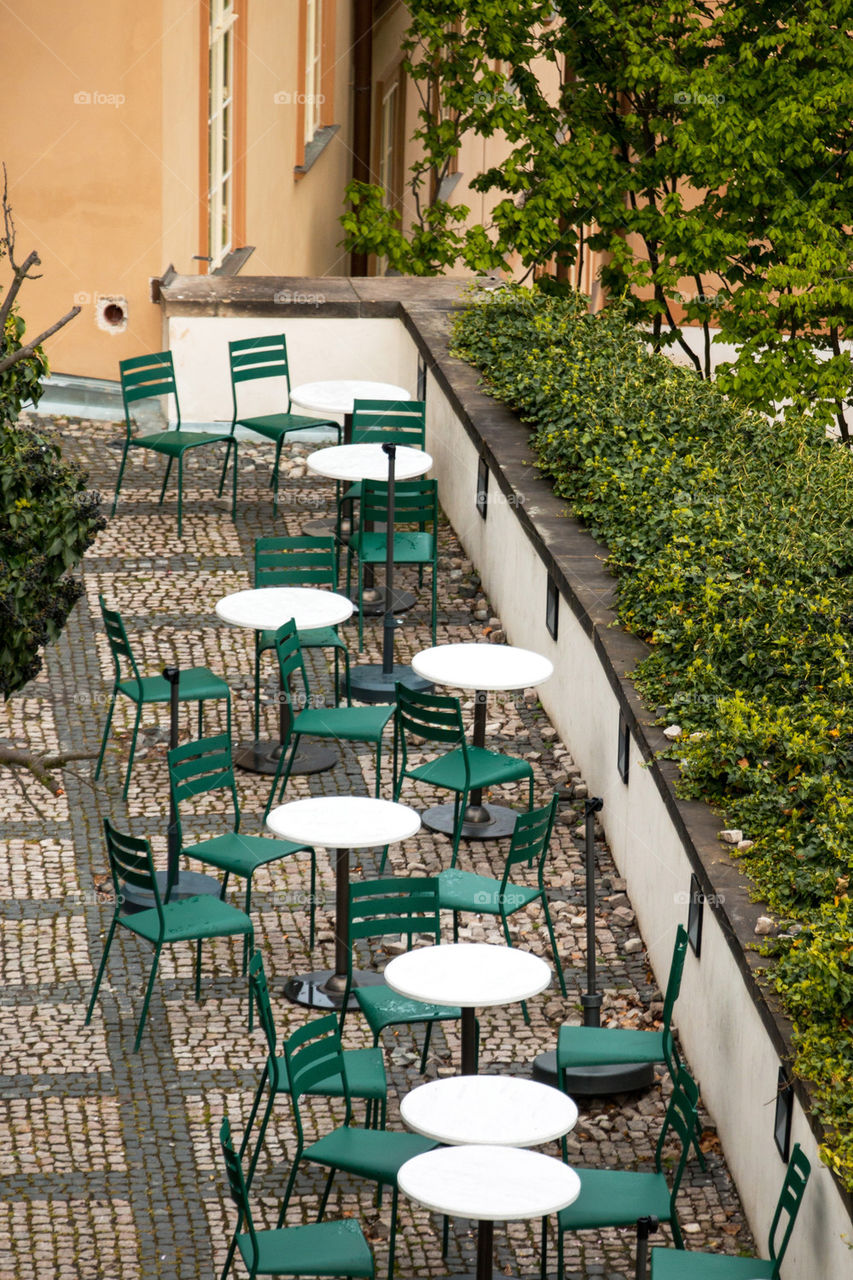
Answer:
421, 802, 519, 842
283, 967, 384, 1011
349, 664, 433, 704
532, 1049, 655, 1095
233, 740, 337, 777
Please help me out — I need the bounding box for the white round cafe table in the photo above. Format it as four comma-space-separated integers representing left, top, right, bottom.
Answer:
215, 587, 354, 776
306, 442, 432, 484
289, 380, 411, 437
411, 643, 554, 843
384, 942, 551, 1074
266, 796, 421, 1010
399, 1144, 580, 1280
401, 1075, 578, 1147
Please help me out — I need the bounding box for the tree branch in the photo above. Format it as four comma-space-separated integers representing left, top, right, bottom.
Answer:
0, 306, 80, 375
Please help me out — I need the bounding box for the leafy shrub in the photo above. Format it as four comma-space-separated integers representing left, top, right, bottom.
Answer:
0, 313, 105, 697
452, 284, 853, 1189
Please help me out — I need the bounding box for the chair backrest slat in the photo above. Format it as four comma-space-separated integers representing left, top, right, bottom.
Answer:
272, 621, 311, 706
220, 1117, 260, 1268
98, 595, 144, 688
119, 351, 180, 432
351, 399, 425, 448
255, 535, 337, 589
662, 925, 690, 1029
348, 878, 442, 945
103, 818, 165, 929
167, 734, 239, 838
284, 1014, 348, 1104
768, 1143, 811, 1271
503, 793, 558, 877
654, 1064, 700, 1209
360, 478, 437, 528
248, 952, 278, 1055
395, 683, 465, 746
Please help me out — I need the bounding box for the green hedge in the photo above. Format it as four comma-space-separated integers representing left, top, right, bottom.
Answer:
452, 286, 853, 1189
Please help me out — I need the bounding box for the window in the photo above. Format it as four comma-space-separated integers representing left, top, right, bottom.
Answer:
207, 0, 238, 269
304, 0, 323, 142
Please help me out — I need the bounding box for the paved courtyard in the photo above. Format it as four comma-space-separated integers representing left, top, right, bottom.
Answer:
0, 414, 755, 1279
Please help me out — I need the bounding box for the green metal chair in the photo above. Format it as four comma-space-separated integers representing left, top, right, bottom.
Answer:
345, 477, 439, 649
557, 926, 705, 1165
338, 878, 465, 1075
94, 594, 231, 800
219, 955, 388, 1280
277, 1013, 438, 1280
436, 792, 567, 1016
649, 1142, 811, 1279
167, 733, 317, 959
389, 682, 535, 869
263, 621, 394, 820
253, 537, 351, 735
85, 818, 254, 1052
335, 399, 426, 540
557, 925, 688, 1076
219, 334, 340, 514
114, 350, 237, 538
219, 1116, 375, 1280
552, 1064, 701, 1280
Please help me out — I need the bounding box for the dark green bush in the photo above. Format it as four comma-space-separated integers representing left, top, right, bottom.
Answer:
452, 285, 853, 1189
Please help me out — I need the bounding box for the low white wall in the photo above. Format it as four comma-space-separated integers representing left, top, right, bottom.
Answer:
424, 363, 853, 1279
166, 315, 418, 425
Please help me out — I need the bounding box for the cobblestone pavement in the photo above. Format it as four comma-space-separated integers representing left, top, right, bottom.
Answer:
0, 416, 756, 1279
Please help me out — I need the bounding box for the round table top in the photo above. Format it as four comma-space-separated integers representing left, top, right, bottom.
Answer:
289, 380, 411, 418
384, 942, 551, 1009
400, 1076, 578, 1147
411, 643, 554, 692
398, 1145, 581, 1221
215, 587, 354, 631
307, 442, 432, 483
266, 795, 421, 848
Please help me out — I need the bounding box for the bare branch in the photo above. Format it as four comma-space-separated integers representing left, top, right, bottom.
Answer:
0, 742, 98, 796
0, 306, 80, 375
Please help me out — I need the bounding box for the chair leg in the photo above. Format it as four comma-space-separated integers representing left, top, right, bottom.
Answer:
230, 440, 238, 521
386, 1185, 399, 1280
176, 455, 184, 539
197, 699, 204, 737
452, 911, 459, 943
420, 1021, 433, 1073
94, 692, 118, 780
85, 917, 119, 1024
308, 851, 316, 950
431, 560, 437, 645
374, 737, 383, 799
122, 702, 144, 800
195, 939, 203, 1001
277, 1153, 303, 1229
502, 912, 531, 1024
317, 1167, 337, 1220
450, 789, 470, 868
271, 437, 285, 515
242, 879, 253, 974
264, 735, 299, 821
541, 896, 567, 997
245, 1079, 277, 1191
158, 456, 173, 506
216, 434, 232, 497
357, 559, 364, 651
134, 944, 163, 1052
111, 442, 131, 515
540, 1217, 548, 1280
